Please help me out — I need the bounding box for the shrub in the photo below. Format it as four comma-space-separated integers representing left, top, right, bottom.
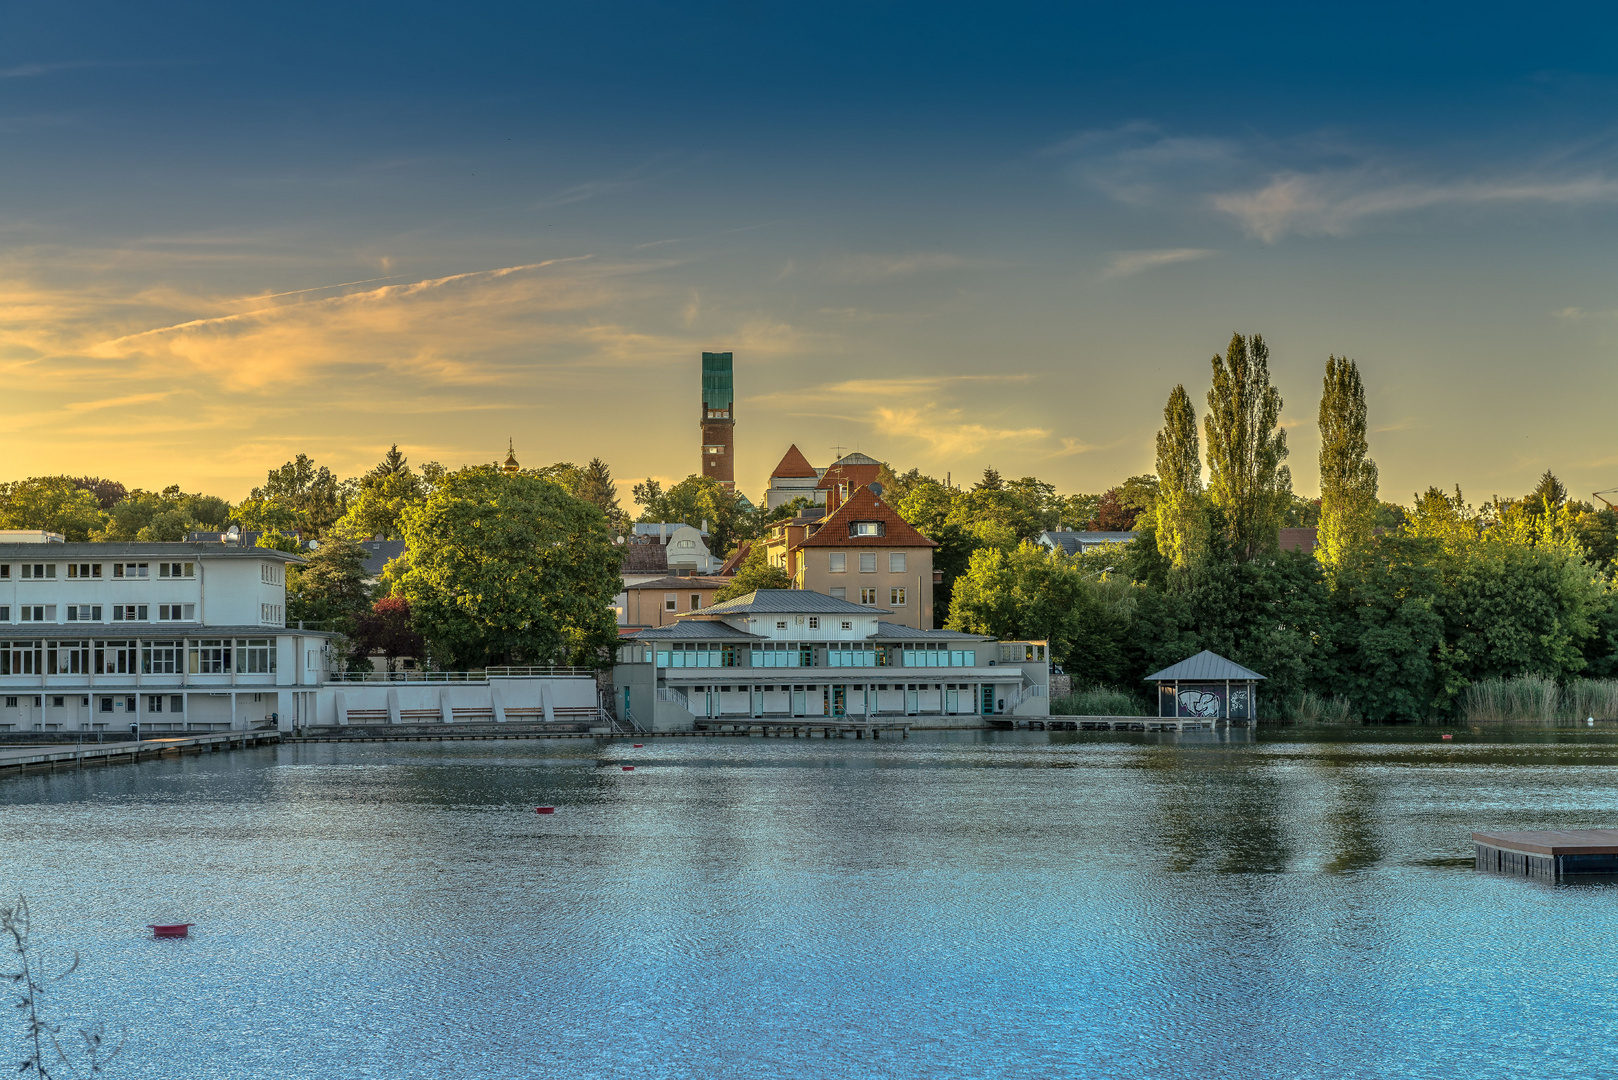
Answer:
1052, 685, 1145, 717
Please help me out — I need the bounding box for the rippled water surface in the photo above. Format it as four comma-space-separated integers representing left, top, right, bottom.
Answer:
6, 728, 1618, 1079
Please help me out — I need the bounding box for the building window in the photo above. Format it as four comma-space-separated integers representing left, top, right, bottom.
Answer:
890, 587, 907, 606
808, 617, 819, 630
828, 553, 846, 573
890, 553, 906, 573
0, 607, 9, 622
776, 621, 787, 629
146, 695, 165, 713
690, 594, 701, 610
20, 564, 55, 580
260, 563, 281, 585
664, 593, 677, 612
189, 640, 232, 675
170, 696, 184, 714
860, 588, 877, 605
65, 605, 102, 622
20, 606, 52, 622
0, 566, 8, 579
51, 696, 64, 708
830, 587, 847, 600
704, 445, 726, 455
260, 603, 284, 626
112, 563, 149, 579
157, 604, 195, 622
99, 697, 113, 713
859, 553, 876, 573
850, 521, 883, 537
67, 564, 101, 579
142, 644, 180, 674
158, 562, 195, 579
236, 639, 275, 674
112, 605, 148, 622
841, 621, 853, 630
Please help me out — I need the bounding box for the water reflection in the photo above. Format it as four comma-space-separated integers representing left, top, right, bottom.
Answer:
3, 729, 1618, 1079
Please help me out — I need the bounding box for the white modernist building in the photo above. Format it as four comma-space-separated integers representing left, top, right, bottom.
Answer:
0, 539, 332, 734
613, 589, 1050, 730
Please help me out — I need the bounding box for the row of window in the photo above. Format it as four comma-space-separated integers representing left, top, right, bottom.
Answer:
0, 604, 198, 624
828, 552, 906, 573
828, 587, 906, 605
0, 639, 278, 677
0, 562, 195, 580
640, 641, 981, 669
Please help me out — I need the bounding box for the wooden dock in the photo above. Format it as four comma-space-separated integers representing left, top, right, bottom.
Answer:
1473, 829, 1618, 878
695, 718, 910, 739
994, 715, 1235, 732
0, 730, 281, 777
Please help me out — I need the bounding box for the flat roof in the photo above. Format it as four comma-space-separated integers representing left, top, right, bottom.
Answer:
1472, 829, 1618, 856
0, 626, 341, 639
0, 542, 305, 563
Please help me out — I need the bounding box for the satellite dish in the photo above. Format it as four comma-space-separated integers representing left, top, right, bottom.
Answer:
225, 525, 240, 538
306, 540, 320, 551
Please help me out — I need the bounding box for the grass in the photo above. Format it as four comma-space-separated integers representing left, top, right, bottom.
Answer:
1051, 685, 1146, 717
1292, 691, 1357, 725
1463, 676, 1618, 723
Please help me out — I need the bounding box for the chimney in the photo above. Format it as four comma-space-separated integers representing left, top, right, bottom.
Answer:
660, 523, 667, 544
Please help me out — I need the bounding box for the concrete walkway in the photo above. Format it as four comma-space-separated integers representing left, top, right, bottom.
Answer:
0, 731, 281, 775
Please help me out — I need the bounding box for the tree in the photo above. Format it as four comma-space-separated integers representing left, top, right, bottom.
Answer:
574, 458, 627, 532
246, 455, 344, 537
0, 477, 105, 541
1317, 356, 1379, 566
975, 466, 1004, 491
398, 467, 621, 669
70, 476, 127, 510
1204, 332, 1291, 561
633, 474, 749, 556
713, 544, 792, 602
353, 597, 425, 672
367, 444, 410, 482
287, 538, 371, 638
1529, 470, 1568, 512
94, 486, 229, 542
1154, 384, 1206, 568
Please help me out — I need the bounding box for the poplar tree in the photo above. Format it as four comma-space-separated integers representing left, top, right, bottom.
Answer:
1204, 332, 1291, 561
1316, 355, 1378, 565
1153, 384, 1206, 568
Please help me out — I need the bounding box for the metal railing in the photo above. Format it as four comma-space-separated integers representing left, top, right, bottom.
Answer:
328, 665, 598, 684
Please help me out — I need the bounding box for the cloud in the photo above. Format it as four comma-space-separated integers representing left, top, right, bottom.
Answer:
1103, 248, 1214, 278
1212, 172, 1618, 242
870, 404, 1050, 458
1552, 305, 1618, 319
826, 253, 973, 282
749, 374, 1025, 407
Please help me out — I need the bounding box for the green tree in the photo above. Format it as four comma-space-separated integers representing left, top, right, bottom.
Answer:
1154, 384, 1206, 569
287, 538, 371, 638
1204, 332, 1291, 561
713, 544, 793, 602
1317, 355, 1379, 566
574, 457, 627, 532
255, 530, 301, 554
634, 474, 750, 556
0, 477, 105, 540
246, 455, 345, 537
399, 467, 621, 669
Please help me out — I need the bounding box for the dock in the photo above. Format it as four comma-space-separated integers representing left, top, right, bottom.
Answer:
1473, 829, 1618, 878
0, 731, 281, 777
992, 715, 1234, 732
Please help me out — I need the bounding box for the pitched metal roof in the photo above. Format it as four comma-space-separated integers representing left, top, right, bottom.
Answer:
622, 621, 760, 640
689, 588, 889, 615
1144, 650, 1267, 682
358, 539, 408, 577
870, 622, 990, 640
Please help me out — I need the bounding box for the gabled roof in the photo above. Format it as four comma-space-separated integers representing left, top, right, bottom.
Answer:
622, 575, 731, 591
1039, 530, 1137, 555
770, 444, 819, 479
795, 485, 937, 548
1144, 650, 1267, 682
358, 539, 408, 578
688, 588, 889, 615
715, 541, 750, 576
624, 621, 761, 640
620, 543, 669, 574
870, 622, 991, 640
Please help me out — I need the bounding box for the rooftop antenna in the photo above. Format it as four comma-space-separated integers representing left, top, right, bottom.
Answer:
830, 444, 847, 461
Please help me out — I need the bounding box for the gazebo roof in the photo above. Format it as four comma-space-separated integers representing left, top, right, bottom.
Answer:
1144, 650, 1267, 683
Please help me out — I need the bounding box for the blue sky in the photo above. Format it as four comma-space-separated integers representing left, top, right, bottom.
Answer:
3, 2, 1618, 506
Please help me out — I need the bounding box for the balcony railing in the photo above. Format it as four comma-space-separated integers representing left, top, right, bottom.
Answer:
328, 666, 598, 683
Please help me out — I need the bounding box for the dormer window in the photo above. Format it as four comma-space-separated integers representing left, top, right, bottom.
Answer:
850, 521, 883, 537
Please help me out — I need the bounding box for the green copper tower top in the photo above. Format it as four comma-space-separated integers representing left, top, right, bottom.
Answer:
701, 352, 733, 414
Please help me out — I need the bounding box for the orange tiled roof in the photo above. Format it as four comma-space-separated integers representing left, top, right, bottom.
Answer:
715, 541, 751, 576
793, 485, 936, 548
770, 444, 819, 479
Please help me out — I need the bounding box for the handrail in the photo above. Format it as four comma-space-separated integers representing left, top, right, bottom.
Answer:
328, 666, 598, 683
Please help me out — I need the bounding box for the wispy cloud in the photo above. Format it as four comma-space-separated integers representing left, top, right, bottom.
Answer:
871, 404, 1050, 458
1552, 305, 1618, 319
1103, 248, 1214, 278
826, 253, 974, 282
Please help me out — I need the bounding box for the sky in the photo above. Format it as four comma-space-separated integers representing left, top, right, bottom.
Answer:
4, 2, 1618, 509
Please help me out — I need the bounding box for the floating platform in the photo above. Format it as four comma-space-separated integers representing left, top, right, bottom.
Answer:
1473, 829, 1618, 878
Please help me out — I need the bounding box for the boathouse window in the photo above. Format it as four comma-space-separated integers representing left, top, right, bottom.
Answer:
141, 643, 179, 674
236, 639, 275, 674
808, 617, 819, 629
189, 639, 232, 674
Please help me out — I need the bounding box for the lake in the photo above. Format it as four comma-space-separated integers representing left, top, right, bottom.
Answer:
4, 728, 1618, 1079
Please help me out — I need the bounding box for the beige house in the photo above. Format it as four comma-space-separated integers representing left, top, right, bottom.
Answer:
620, 575, 731, 629
787, 485, 937, 631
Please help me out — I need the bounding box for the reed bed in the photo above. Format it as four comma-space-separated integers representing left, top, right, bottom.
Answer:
1463, 676, 1618, 723
1052, 685, 1145, 717
1292, 691, 1357, 725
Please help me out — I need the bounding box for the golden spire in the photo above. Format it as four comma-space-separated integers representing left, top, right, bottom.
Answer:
502, 438, 520, 474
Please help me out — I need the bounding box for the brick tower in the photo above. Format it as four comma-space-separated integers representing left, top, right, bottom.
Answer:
700, 351, 735, 489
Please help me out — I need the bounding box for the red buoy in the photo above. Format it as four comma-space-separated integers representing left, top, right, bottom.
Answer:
148, 924, 193, 938
622, 765, 635, 771
1441, 733, 1453, 740
536, 806, 555, 814
633, 743, 643, 748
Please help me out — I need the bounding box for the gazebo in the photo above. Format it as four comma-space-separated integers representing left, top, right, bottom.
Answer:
1144, 650, 1266, 722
